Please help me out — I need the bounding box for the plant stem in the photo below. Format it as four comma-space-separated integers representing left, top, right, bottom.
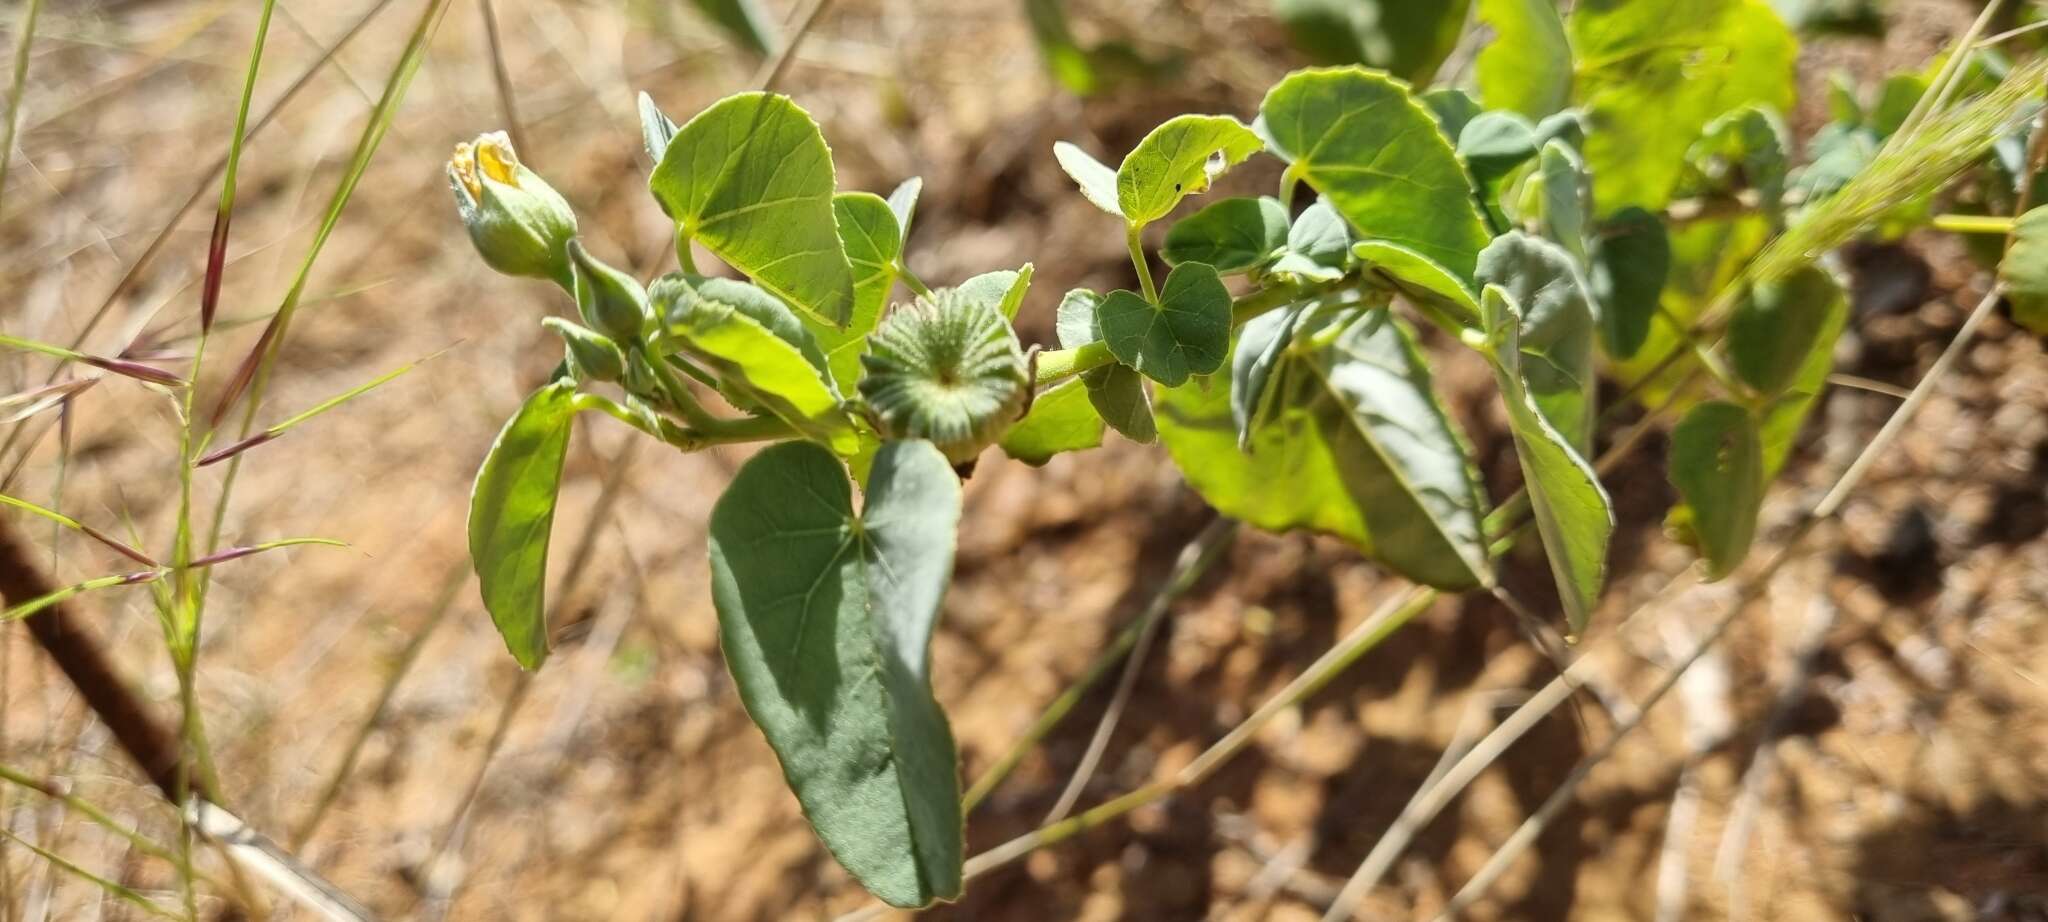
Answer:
1931, 212, 2017, 234
1126, 224, 1158, 303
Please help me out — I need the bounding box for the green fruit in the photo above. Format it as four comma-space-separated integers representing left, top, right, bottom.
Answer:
859, 288, 1029, 465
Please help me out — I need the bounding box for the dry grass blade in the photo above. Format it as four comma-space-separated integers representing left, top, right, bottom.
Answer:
0, 378, 94, 425
1747, 57, 2048, 284
0, 827, 181, 920
1040, 516, 1236, 824
0, 0, 43, 217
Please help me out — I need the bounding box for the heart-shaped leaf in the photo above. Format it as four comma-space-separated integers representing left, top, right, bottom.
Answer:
1058, 288, 1156, 442
1480, 284, 1614, 635
469, 379, 578, 670
1163, 196, 1289, 274
1669, 400, 1763, 580
1757, 268, 1848, 478
1258, 67, 1492, 282
650, 93, 856, 325
1116, 114, 1264, 226
1096, 262, 1231, 387
708, 440, 964, 908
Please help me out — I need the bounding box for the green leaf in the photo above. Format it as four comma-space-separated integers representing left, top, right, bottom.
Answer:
1085, 364, 1156, 443
469, 379, 578, 671
1260, 67, 1492, 282
957, 265, 1034, 321
1480, 284, 1613, 634
816, 192, 903, 391
1270, 198, 1352, 281
1758, 269, 1847, 478
1476, 0, 1573, 119
1271, 0, 1472, 84
1058, 288, 1156, 442
1588, 206, 1669, 359
1476, 232, 1598, 454
2000, 205, 2048, 335
650, 93, 856, 326
1458, 110, 1542, 232
1683, 106, 1790, 221
1053, 141, 1123, 217
707, 440, 964, 908
1116, 114, 1264, 226
1313, 312, 1493, 588
1352, 240, 1481, 329
1096, 262, 1231, 387
639, 92, 679, 163
887, 177, 923, 241
1569, 0, 1796, 214
1538, 140, 1592, 265
1669, 400, 1764, 579
1231, 301, 1314, 447
1423, 88, 1483, 140
1159, 309, 1492, 590
1001, 378, 1104, 464
1163, 196, 1289, 274
687, 0, 779, 55
669, 290, 857, 455
1726, 265, 1841, 397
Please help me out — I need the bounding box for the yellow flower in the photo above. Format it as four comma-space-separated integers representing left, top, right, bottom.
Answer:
446, 131, 578, 288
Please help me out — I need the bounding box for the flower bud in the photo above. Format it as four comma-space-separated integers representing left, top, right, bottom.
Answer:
447, 131, 578, 289
542, 316, 626, 384
568, 239, 651, 344
858, 287, 1029, 466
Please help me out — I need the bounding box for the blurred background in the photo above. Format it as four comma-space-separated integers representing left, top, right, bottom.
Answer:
0, 0, 2044, 919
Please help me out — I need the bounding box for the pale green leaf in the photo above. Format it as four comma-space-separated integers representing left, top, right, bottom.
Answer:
1569, 0, 1796, 213
957, 265, 1034, 321
1053, 141, 1123, 217
469, 379, 578, 670
1097, 262, 1231, 387
1231, 301, 1313, 448
887, 177, 923, 240
1057, 288, 1155, 442
1476, 0, 1573, 119
2000, 205, 2048, 335
1458, 110, 1542, 232
1001, 378, 1104, 464
1758, 269, 1847, 478
815, 192, 902, 391
1163, 196, 1289, 274
1480, 284, 1613, 634
1423, 87, 1483, 140
707, 440, 963, 908
1260, 67, 1492, 281
1669, 400, 1764, 579
650, 93, 856, 325
669, 293, 858, 455
1116, 114, 1264, 226
1352, 240, 1481, 329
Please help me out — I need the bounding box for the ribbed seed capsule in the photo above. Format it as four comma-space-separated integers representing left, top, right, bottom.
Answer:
859, 288, 1029, 465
